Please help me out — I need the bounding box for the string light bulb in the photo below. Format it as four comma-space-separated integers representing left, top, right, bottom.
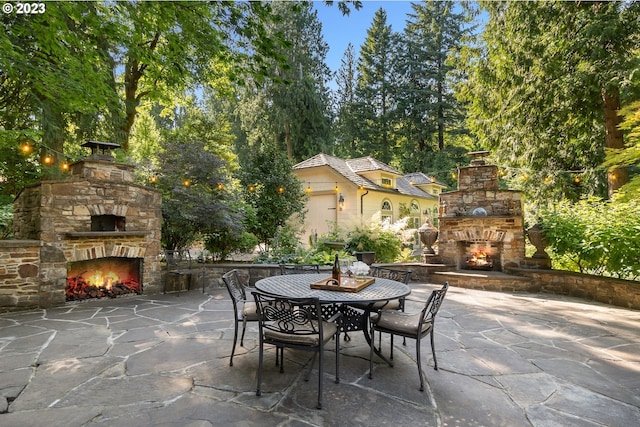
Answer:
278, 186, 285, 194
217, 183, 224, 190
183, 179, 191, 187
21, 142, 32, 154
43, 154, 54, 166
149, 176, 158, 184
249, 184, 255, 192
574, 175, 581, 184
61, 161, 70, 172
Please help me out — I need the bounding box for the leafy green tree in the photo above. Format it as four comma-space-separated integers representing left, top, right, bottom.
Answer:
352, 8, 402, 165
239, 145, 307, 251
462, 1, 640, 203
157, 102, 243, 250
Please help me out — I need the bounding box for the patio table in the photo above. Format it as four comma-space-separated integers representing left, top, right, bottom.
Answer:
255, 273, 410, 366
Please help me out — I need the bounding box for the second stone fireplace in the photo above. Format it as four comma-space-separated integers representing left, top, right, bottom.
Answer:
438, 151, 526, 271
12, 142, 163, 300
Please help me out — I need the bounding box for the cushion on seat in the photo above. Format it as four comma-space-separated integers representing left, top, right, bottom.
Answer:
351, 299, 402, 311
264, 321, 337, 347
242, 301, 260, 321
373, 311, 432, 336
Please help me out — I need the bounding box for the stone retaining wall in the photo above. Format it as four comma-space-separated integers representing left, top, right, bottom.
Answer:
505, 267, 640, 310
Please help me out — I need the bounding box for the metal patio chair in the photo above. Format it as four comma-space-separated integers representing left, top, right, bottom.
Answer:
252, 291, 340, 410
369, 281, 449, 392
222, 269, 260, 366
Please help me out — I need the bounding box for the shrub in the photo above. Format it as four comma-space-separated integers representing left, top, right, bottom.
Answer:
540, 197, 640, 280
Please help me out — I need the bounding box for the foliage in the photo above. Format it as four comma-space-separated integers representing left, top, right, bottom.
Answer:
156, 103, 245, 250
461, 1, 640, 203
539, 197, 640, 280
239, 145, 307, 250
234, 2, 333, 163
205, 231, 258, 262
0, 195, 13, 239
604, 100, 640, 202
351, 8, 403, 165
398, 0, 473, 157
344, 217, 404, 263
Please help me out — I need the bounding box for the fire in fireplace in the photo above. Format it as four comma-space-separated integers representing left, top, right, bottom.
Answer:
67, 257, 142, 301
466, 251, 494, 270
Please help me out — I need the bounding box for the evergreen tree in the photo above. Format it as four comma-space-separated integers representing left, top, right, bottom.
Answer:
334, 43, 359, 157
462, 1, 640, 202
398, 0, 471, 173
235, 2, 333, 163
353, 8, 402, 165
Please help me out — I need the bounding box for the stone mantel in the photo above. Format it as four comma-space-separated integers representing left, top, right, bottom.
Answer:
61, 231, 150, 238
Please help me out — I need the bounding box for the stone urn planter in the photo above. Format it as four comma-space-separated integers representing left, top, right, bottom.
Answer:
527, 223, 550, 259
418, 219, 439, 255
355, 251, 375, 265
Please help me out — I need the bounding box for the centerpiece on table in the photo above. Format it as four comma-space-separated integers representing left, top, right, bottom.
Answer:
350, 261, 370, 282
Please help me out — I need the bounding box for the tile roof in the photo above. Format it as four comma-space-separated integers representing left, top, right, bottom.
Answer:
293, 153, 441, 199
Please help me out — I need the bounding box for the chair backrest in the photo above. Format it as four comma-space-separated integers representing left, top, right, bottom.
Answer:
371, 266, 412, 284
222, 269, 247, 306
420, 281, 449, 326
252, 292, 323, 343
279, 264, 320, 275
164, 249, 192, 270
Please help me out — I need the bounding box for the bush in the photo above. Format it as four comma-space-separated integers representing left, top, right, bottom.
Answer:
540, 197, 640, 280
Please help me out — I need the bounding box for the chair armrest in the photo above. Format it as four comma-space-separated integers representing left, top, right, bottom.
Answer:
327, 311, 343, 323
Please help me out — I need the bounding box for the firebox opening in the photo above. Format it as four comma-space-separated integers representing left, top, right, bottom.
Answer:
91, 215, 126, 232
458, 241, 502, 271
67, 257, 142, 301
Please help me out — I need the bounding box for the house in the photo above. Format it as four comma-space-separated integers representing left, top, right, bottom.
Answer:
292, 153, 447, 246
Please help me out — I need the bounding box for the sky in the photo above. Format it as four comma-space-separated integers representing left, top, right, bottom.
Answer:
314, 1, 416, 73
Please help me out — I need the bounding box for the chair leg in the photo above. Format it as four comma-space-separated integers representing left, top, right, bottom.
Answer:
431, 329, 438, 371
369, 325, 375, 380
230, 318, 239, 367
390, 334, 394, 360
256, 340, 264, 396
317, 348, 323, 410
335, 331, 340, 384
416, 337, 425, 392
240, 317, 247, 346
305, 352, 318, 381
279, 346, 284, 372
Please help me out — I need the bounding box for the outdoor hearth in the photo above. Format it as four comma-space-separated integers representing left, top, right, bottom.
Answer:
67, 257, 142, 300
12, 141, 163, 301
438, 151, 526, 270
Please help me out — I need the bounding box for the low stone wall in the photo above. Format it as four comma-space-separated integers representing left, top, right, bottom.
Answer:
0, 240, 66, 312
505, 267, 640, 310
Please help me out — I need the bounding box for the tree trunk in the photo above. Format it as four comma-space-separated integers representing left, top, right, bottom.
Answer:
602, 87, 628, 196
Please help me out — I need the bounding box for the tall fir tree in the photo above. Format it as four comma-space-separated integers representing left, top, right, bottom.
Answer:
334, 43, 359, 157
353, 8, 402, 165
398, 0, 470, 170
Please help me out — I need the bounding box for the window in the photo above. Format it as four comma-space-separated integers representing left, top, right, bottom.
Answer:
409, 200, 421, 229
381, 177, 392, 187
381, 199, 392, 223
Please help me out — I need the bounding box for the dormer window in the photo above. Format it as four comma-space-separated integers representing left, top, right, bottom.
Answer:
381, 177, 392, 188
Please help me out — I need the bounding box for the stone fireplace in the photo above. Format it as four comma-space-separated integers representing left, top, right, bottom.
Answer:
438, 151, 526, 271
12, 142, 162, 301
